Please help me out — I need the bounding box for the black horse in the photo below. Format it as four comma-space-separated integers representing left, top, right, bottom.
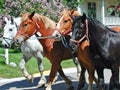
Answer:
69, 14, 120, 90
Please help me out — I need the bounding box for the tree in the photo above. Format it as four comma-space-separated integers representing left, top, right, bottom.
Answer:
62, 0, 84, 9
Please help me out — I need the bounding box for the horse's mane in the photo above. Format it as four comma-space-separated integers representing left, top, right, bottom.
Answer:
72, 16, 82, 27
88, 18, 118, 33
70, 9, 81, 16
21, 12, 56, 30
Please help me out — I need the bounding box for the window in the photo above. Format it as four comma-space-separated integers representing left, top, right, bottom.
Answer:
88, 2, 96, 18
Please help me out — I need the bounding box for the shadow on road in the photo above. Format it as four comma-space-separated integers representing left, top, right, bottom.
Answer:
0, 73, 109, 90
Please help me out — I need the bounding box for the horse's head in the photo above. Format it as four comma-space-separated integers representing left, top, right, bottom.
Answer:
14, 11, 37, 45
69, 13, 87, 53
2, 16, 21, 48
52, 9, 80, 38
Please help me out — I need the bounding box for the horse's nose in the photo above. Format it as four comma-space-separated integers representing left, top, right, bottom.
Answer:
2, 43, 9, 48
14, 37, 24, 46
15, 38, 20, 44
4, 44, 9, 48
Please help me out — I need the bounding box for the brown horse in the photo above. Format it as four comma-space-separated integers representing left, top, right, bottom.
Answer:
14, 11, 77, 90
111, 26, 120, 32
53, 9, 98, 90
52, 9, 120, 90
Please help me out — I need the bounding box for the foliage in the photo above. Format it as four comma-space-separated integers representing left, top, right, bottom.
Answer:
63, 0, 84, 9
3, 0, 65, 21
116, 6, 120, 14
107, 6, 115, 15
0, 0, 83, 30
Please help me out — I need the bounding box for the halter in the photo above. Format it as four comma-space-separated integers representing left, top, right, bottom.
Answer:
2, 22, 19, 46
17, 18, 59, 41
70, 19, 89, 45
62, 29, 72, 35
17, 20, 38, 39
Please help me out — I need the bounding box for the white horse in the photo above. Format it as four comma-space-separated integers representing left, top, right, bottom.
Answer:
2, 16, 47, 87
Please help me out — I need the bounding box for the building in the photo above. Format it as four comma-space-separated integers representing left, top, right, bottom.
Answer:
78, 0, 120, 26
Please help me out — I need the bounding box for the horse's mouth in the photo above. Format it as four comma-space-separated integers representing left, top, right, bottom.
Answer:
14, 37, 25, 46
2, 44, 11, 48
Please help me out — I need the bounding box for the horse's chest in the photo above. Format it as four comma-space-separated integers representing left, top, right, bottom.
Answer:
21, 46, 32, 55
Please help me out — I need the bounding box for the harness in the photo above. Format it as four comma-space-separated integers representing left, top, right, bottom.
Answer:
70, 19, 89, 46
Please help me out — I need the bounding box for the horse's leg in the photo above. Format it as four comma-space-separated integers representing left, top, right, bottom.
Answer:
72, 57, 81, 78
58, 65, 73, 90
77, 45, 98, 90
109, 65, 120, 90
46, 60, 72, 90
85, 62, 97, 90
19, 55, 34, 83
35, 52, 47, 87
77, 59, 97, 90
46, 61, 60, 90
77, 62, 86, 90
96, 67, 106, 90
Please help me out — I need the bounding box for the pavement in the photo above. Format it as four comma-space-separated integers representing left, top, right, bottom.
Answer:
0, 67, 112, 90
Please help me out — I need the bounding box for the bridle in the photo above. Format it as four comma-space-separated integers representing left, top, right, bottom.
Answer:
17, 18, 39, 40
2, 22, 19, 46
17, 18, 57, 40
70, 19, 89, 45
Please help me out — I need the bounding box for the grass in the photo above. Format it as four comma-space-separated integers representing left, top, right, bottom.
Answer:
0, 47, 76, 78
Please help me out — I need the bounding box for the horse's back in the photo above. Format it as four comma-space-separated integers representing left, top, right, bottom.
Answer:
111, 26, 120, 32
21, 35, 43, 57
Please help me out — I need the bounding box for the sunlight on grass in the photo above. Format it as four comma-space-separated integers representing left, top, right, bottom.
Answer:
0, 48, 76, 78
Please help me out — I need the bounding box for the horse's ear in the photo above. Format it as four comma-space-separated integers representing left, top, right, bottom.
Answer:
20, 12, 24, 17
70, 9, 75, 15
81, 13, 87, 23
29, 11, 35, 20
71, 16, 76, 23
4, 17, 9, 23
11, 17, 14, 24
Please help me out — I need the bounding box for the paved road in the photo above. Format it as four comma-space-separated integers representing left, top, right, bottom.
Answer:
0, 68, 112, 90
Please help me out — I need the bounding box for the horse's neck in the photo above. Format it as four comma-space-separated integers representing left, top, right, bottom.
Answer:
36, 23, 55, 52
37, 20, 55, 36
88, 20, 107, 37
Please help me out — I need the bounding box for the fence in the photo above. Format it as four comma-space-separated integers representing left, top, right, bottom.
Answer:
0, 35, 9, 65
105, 17, 120, 26
0, 48, 9, 64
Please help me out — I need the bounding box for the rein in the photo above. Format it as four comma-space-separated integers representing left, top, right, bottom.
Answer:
35, 35, 57, 39
70, 19, 89, 45
35, 21, 58, 39
2, 37, 13, 46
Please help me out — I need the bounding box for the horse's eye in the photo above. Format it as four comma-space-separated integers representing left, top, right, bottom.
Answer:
64, 20, 68, 23
23, 24, 27, 27
9, 29, 12, 31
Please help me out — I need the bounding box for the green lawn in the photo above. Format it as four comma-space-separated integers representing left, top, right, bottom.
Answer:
0, 47, 76, 78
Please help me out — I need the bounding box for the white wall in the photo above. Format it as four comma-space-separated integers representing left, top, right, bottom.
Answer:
78, 0, 120, 22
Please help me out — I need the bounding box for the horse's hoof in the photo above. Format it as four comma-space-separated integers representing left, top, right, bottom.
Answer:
37, 83, 45, 88
97, 84, 107, 90
26, 75, 34, 83
109, 86, 118, 90
77, 81, 86, 89
67, 86, 74, 90
37, 80, 46, 88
